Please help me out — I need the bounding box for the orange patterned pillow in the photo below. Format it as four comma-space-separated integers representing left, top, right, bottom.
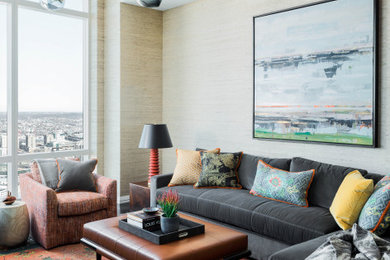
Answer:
30, 161, 43, 183
168, 148, 220, 186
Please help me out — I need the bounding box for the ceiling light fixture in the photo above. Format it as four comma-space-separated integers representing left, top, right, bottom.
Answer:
136, 0, 162, 8
41, 0, 65, 11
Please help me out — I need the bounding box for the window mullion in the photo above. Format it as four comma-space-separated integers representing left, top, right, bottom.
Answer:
7, 0, 18, 196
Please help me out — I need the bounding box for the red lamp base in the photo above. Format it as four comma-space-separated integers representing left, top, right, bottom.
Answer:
148, 148, 160, 186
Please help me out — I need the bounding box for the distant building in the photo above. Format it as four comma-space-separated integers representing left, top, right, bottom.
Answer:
0, 135, 7, 156
25, 134, 37, 152
1, 134, 7, 148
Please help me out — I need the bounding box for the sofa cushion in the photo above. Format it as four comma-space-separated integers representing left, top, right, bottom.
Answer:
196, 189, 272, 231
365, 172, 385, 184
157, 185, 212, 213
238, 154, 291, 190
250, 160, 315, 207
251, 200, 339, 244
158, 186, 270, 230
359, 175, 390, 235
157, 186, 338, 244
56, 191, 108, 216
169, 148, 220, 187
290, 157, 368, 208
330, 170, 373, 230
56, 159, 98, 192
195, 152, 243, 189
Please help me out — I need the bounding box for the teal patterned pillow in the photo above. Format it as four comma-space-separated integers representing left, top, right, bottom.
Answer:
250, 160, 315, 207
194, 152, 243, 189
358, 175, 390, 235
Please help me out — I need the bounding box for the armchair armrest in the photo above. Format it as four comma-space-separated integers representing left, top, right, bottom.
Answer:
20, 173, 58, 248
93, 174, 117, 217
20, 173, 58, 220
150, 173, 173, 207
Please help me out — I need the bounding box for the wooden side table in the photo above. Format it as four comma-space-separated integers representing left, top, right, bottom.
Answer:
129, 181, 150, 211
0, 201, 30, 248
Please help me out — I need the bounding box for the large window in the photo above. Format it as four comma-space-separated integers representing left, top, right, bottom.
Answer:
0, 0, 89, 198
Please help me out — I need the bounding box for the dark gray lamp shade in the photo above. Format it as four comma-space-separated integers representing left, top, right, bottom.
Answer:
138, 124, 173, 149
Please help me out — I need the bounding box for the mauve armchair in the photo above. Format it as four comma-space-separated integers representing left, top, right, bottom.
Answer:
20, 173, 117, 249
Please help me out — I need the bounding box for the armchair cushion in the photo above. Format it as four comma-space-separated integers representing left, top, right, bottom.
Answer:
56, 159, 97, 192
56, 191, 108, 217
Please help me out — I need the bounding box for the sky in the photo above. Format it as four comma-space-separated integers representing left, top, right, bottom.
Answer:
0, 0, 87, 113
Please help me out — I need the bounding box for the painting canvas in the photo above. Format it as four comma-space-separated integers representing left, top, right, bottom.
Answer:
253, 0, 376, 146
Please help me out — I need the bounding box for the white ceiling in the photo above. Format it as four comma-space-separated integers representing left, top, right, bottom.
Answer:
121, 0, 197, 11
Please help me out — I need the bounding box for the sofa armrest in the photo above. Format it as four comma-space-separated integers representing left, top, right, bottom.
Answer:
269, 232, 337, 260
150, 173, 173, 207
94, 174, 117, 217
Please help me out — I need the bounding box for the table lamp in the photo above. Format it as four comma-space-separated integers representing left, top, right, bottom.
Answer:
138, 124, 173, 186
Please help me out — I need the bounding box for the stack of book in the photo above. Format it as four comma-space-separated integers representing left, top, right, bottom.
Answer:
127, 210, 162, 231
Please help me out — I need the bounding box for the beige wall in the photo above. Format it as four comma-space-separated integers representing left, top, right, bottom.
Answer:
120, 4, 163, 195
94, 1, 163, 197
89, 0, 105, 174
162, 0, 390, 174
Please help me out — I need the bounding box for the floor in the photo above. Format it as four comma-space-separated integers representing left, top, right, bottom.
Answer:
1, 203, 252, 259
0, 202, 130, 259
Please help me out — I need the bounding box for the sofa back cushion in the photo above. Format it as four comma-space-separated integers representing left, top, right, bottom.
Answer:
238, 153, 291, 190
290, 157, 368, 208
365, 172, 385, 184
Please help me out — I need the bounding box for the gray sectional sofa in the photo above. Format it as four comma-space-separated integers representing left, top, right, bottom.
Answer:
150, 153, 387, 260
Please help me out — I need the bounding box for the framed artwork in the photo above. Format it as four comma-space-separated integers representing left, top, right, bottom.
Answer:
253, 0, 377, 147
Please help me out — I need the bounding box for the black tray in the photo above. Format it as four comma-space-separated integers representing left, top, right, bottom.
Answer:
118, 217, 205, 245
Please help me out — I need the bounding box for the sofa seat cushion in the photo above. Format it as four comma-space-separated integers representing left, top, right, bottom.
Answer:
158, 186, 338, 244
56, 191, 108, 217
251, 200, 339, 244
157, 185, 216, 215
158, 186, 270, 230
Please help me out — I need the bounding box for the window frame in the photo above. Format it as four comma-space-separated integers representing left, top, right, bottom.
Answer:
0, 0, 89, 196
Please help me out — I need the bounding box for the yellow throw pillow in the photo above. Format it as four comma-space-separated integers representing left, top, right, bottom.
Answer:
168, 148, 220, 186
330, 170, 373, 230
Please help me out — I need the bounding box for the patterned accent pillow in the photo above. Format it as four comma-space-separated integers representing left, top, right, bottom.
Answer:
194, 152, 243, 189
250, 160, 315, 207
359, 175, 390, 235
168, 148, 220, 186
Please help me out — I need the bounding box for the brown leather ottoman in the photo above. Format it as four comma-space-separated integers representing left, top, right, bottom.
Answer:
82, 214, 250, 260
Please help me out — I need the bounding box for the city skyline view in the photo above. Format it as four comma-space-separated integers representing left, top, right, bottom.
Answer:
0, 112, 84, 196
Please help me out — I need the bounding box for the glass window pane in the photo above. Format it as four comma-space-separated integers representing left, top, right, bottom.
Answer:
0, 163, 8, 200
24, 0, 88, 12
0, 4, 7, 157
18, 7, 85, 154
18, 161, 31, 197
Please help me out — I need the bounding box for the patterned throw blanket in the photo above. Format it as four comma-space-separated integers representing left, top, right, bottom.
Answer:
306, 224, 390, 260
